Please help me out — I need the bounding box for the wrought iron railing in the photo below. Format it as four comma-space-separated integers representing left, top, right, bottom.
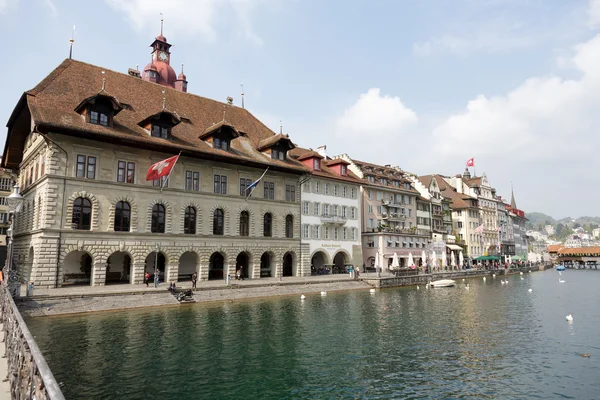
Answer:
1, 284, 66, 400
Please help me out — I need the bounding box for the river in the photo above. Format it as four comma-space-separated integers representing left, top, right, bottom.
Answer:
27, 269, 600, 400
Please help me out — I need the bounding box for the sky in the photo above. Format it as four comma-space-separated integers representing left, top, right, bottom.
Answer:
1, 0, 599, 219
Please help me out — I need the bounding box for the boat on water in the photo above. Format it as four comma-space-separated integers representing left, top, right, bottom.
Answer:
556, 265, 566, 271
429, 279, 456, 288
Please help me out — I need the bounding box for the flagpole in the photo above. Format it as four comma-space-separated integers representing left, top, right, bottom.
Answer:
245, 167, 269, 201
160, 151, 182, 193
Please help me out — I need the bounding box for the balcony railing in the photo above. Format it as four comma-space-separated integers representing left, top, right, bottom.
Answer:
381, 212, 406, 221
320, 215, 347, 225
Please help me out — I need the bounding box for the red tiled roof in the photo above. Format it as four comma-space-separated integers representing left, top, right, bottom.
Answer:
3, 59, 308, 173
557, 246, 600, 255
431, 175, 477, 209
289, 148, 362, 184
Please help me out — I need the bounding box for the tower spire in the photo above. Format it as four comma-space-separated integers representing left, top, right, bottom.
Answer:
69, 25, 75, 59
510, 183, 517, 209
160, 13, 164, 35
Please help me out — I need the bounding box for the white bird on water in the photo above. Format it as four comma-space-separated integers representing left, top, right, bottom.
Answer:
462, 278, 465, 282
559, 278, 566, 283
559, 271, 562, 276
465, 284, 470, 290
566, 314, 573, 322
300, 294, 306, 300
483, 277, 486, 282
520, 271, 523, 276
528, 288, 533, 293
321, 291, 327, 296
417, 285, 420, 290
370, 288, 376, 294
493, 274, 496, 278
520, 277, 524, 280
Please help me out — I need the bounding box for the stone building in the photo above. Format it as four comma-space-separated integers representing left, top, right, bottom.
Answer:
462, 171, 500, 256
338, 156, 427, 269
1, 31, 309, 288
507, 190, 528, 259
289, 146, 362, 274
0, 164, 13, 268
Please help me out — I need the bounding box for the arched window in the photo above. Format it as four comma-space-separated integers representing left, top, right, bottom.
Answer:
114, 201, 131, 232
213, 209, 224, 235
263, 213, 272, 237
72, 197, 92, 230
239, 211, 249, 237
151, 204, 166, 233
184, 206, 196, 234
285, 215, 294, 238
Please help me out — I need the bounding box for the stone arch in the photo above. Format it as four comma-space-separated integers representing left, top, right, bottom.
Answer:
260, 210, 277, 238
283, 212, 298, 238
180, 202, 202, 235
333, 249, 351, 272
146, 199, 172, 233
178, 250, 200, 281
259, 250, 276, 278
235, 250, 254, 279
282, 250, 296, 277
236, 206, 255, 236
310, 249, 331, 275
208, 250, 228, 280
209, 204, 230, 236
108, 195, 139, 232
106, 251, 133, 284
60, 248, 95, 286
66, 191, 100, 231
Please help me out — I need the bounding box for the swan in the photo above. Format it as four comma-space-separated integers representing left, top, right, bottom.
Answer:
520, 277, 524, 280
321, 291, 327, 296
528, 288, 533, 293
416, 285, 420, 290
492, 274, 496, 278
483, 277, 486, 282
520, 271, 523, 275
300, 294, 306, 300
465, 284, 470, 290
559, 278, 565, 283
566, 314, 573, 322
462, 278, 466, 282
369, 288, 376, 294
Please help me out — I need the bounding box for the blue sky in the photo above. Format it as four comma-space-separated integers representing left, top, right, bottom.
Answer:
1, 0, 600, 218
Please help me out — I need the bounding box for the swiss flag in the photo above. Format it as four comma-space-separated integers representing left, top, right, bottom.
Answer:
146, 155, 179, 181
466, 158, 475, 167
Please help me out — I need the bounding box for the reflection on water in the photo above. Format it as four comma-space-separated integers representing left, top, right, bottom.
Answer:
27, 270, 600, 400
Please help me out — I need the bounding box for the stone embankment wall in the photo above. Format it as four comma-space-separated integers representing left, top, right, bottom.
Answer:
1, 284, 65, 400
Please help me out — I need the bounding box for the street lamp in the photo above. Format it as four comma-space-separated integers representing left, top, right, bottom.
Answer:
6, 184, 24, 298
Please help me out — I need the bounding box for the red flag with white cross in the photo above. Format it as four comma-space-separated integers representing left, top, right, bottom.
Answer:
466, 158, 474, 167
146, 154, 180, 181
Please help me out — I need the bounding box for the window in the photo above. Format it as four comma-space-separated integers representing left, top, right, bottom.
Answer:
377, 205, 382, 215
183, 171, 200, 191
240, 178, 252, 197
368, 205, 373, 214
313, 159, 320, 170
239, 211, 249, 236
0, 198, 5, 206
313, 225, 320, 239
0, 213, 7, 224
151, 124, 170, 139
351, 188, 356, 198
114, 201, 131, 232
313, 181, 320, 193
324, 183, 329, 195
0, 179, 10, 191
342, 206, 347, 218
367, 190, 372, 200
303, 201, 309, 215
302, 224, 309, 239
324, 226, 329, 239
285, 215, 294, 238
323, 204, 329, 216
117, 161, 135, 183
264, 182, 275, 200
213, 209, 224, 235
457, 222, 463, 228
214, 175, 227, 194
76, 155, 96, 179
89, 109, 110, 127
341, 165, 347, 176
333, 227, 339, 240
272, 149, 286, 160
153, 176, 169, 188
285, 184, 296, 202
72, 197, 92, 230
352, 228, 356, 240
263, 213, 272, 237
350, 207, 356, 219
332, 205, 338, 217
343, 228, 347, 240
342, 186, 347, 198
151, 204, 166, 233
184, 206, 196, 234
214, 137, 229, 150
314, 202, 320, 216
333, 185, 338, 196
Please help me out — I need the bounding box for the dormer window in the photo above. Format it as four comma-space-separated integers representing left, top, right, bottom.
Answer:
214, 137, 229, 150
75, 92, 123, 128
313, 158, 320, 170
152, 123, 171, 139
368, 176, 375, 183
272, 149, 286, 160
341, 165, 347, 176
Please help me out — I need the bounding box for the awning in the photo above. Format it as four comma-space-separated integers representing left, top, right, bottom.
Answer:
446, 244, 463, 251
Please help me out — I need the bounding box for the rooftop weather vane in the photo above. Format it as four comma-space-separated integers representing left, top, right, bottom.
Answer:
280, 120, 283, 134
241, 82, 245, 109
162, 90, 166, 110
160, 13, 164, 35
69, 25, 75, 59
101, 71, 106, 91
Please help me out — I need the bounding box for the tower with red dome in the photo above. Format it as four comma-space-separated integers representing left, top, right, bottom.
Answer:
142, 24, 188, 92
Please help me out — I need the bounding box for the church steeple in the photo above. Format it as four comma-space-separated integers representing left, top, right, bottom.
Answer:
510, 186, 517, 209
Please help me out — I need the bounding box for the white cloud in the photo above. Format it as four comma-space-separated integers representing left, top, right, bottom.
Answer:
335, 88, 418, 138
588, 0, 600, 28
104, 0, 269, 43
0, 0, 18, 14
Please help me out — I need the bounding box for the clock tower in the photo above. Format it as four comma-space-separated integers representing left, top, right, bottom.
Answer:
142, 22, 181, 90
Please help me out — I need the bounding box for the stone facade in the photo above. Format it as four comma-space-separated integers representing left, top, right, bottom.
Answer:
11, 133, 304, 288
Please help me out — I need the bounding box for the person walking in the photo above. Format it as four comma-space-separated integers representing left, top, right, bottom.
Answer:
144, 271, 150, 287
191, 272, 197, 289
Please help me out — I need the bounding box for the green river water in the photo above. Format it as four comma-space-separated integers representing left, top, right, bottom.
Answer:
27, 269, 600, 399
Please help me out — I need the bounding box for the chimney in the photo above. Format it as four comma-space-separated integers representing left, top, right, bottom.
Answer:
455, 174, 463, 194
317, 145, 327, 158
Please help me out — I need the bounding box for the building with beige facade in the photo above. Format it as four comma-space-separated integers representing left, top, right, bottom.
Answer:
0, 165, 13, 268
1, 31, 309, 288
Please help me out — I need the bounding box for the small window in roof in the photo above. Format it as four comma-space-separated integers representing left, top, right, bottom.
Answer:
313, 158, 320, 170
214, 137, 229, 150
272, 149, 286, 160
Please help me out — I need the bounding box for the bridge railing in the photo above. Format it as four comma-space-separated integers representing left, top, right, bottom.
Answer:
0, 283, 66, 400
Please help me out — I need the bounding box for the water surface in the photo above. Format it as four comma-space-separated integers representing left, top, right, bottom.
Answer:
28, 270, 600, 399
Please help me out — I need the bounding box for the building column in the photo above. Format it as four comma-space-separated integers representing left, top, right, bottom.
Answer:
299, 243, 310, 276
132, 262, 145, 284
166, 262, 178, 283
275, 261, 283, 278
226, 261, 236, 279
92, 262, 106, 286
199, 262, 209, 281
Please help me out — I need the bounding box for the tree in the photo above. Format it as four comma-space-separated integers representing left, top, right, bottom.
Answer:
574, 222, 581, 229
